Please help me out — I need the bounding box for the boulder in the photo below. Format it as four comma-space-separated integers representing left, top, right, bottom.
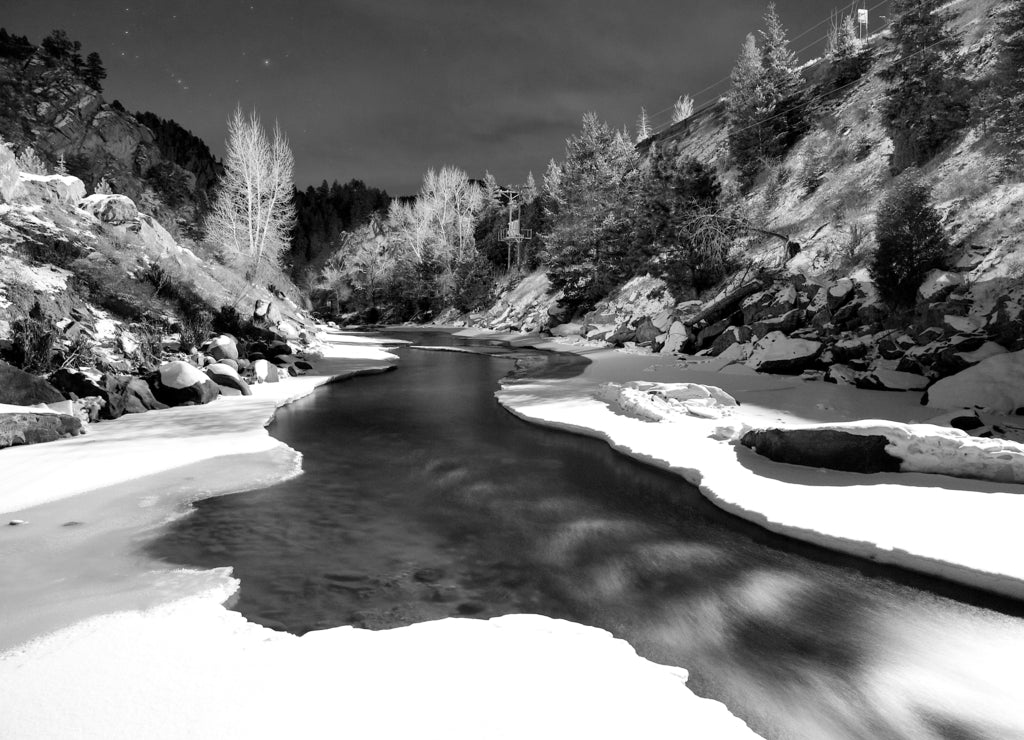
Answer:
206, 334, 240, 362
1, 362, 65, 406
266, 341, 294, 358
107, 375, 167, 415
710, 326, 752, 356
252, 358, 280, 383
751, 308, 804, 338
825, 364, 860, 386
205, 363, 251, 396
48, 368, 106, 402
0, 411, 83, 449
550, 323, 584, 338
826, 279, 856, 312
745, 332, 822, 375
77, 193, 138, 225
918, 270, 964, 302
924, 349, 1024, 413
149, 361, 220, 407
633, 317, 662, 345
741, 428, 901, 474
659, 320, 691, 356
856, 366, 929, 392
14, 173, 86, 206
831, 336, 871, 364
253, 299, 284, 327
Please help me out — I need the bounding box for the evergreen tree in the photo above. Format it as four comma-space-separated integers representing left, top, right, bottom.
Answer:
83, 52, 106, 92
41, 29, 74, 59
94, 176, 113, 195
635, 142, 737, 296
544, 113, 641, 313
523, 170, 538, 202
726, 4, 806, 188
726, 34, 769, 186
871, 175, 949, 305
55, 153, 67, 176
482, 170, 501, 207
881, 0, 969, 172
990, 0, 1024, 151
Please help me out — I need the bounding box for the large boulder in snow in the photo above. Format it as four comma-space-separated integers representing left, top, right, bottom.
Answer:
741, 428, 901, 474
0, 361, 65, 406
252, 358, 280, 383
206, 362, 251, 396
600, 381, 738, 421
855, 365, 929, 392
745, 332, 822, 375
77, 193, 138, 225
924, 349, 1024, 413
918, 270, 964, 302
0, 410, 83, 449
13, 173, 86, 206
205, 334, 240, 362
746, 421, 1024, 484
148, 361, 220, 407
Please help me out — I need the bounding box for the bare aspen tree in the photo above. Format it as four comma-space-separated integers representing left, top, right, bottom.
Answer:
207, 107, 296, 285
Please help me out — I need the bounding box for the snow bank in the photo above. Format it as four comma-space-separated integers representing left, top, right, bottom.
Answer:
494, 339, 1024, 600
0, 593, 756, 740
0, 340, 395, 515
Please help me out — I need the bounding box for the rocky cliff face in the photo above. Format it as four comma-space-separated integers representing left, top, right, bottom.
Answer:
0, 50, 210, 233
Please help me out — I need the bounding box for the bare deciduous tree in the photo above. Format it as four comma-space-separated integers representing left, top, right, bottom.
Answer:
206, 107, 296, 285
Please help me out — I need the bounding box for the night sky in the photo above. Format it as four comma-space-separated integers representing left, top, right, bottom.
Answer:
3, 0, 891, 194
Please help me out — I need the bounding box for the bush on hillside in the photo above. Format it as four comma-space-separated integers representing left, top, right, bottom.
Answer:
871, 176, 949, 306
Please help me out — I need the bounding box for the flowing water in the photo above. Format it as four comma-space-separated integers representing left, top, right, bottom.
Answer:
150, 331, 1024, 740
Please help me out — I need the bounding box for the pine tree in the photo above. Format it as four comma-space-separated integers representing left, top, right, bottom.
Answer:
482, 170, 501, 207
55, 153, 67, 176
83, 52, 106, 92
636, 107, 652, 142
523, 171, 538, 202
881, 0, 969, 172
726, 4, 806, 189
95, 176, 113, 195
544, 113, 640, 313
726, 34, 769, 185
672, 95, 694, 124
871, 175, 949, 305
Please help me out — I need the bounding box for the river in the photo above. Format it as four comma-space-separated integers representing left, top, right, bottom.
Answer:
149, 331, 1024, 740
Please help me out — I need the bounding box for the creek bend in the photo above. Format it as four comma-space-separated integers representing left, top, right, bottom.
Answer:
149, 331, 1024, 740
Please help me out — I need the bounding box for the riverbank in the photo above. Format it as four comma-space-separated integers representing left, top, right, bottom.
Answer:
0, 330, 760, 739
472, 329, 1024, 601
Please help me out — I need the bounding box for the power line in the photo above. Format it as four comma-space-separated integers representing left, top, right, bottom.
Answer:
643, 0, 891, 132
651, 13, 947, 152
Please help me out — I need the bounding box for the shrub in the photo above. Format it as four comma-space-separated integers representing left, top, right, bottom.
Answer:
16, 146, 47, 175
871, 176, 949, 305
8, 303, 58, 373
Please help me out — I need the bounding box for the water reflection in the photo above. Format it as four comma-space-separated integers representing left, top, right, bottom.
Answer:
150, 332, 1024, 740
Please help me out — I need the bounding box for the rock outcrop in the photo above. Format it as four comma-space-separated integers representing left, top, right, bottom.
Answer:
0, 362, 65, 406
0, 410, 83, 449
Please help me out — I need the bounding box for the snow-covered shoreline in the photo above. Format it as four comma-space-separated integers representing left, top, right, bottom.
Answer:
473, 329, 1024, 601
0, 331, 760, 740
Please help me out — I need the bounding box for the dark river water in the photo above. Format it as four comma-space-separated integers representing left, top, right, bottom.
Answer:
149, 331, 1024, 740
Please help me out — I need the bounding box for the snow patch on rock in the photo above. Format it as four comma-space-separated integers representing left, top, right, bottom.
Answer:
599, 381, 738, 421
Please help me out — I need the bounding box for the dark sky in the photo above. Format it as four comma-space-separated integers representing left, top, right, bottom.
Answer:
2, 0, 891, 194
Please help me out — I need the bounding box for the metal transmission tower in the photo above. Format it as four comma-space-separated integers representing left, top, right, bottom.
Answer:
501, 190, 532, 272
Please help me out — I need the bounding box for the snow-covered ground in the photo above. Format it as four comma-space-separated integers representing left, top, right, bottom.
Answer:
0, 331, 759, 740
471, 330, 1024, 600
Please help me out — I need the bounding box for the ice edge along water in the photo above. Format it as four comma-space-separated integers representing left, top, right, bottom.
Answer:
491, 335, 1024, 602
0, 334, 760, 740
